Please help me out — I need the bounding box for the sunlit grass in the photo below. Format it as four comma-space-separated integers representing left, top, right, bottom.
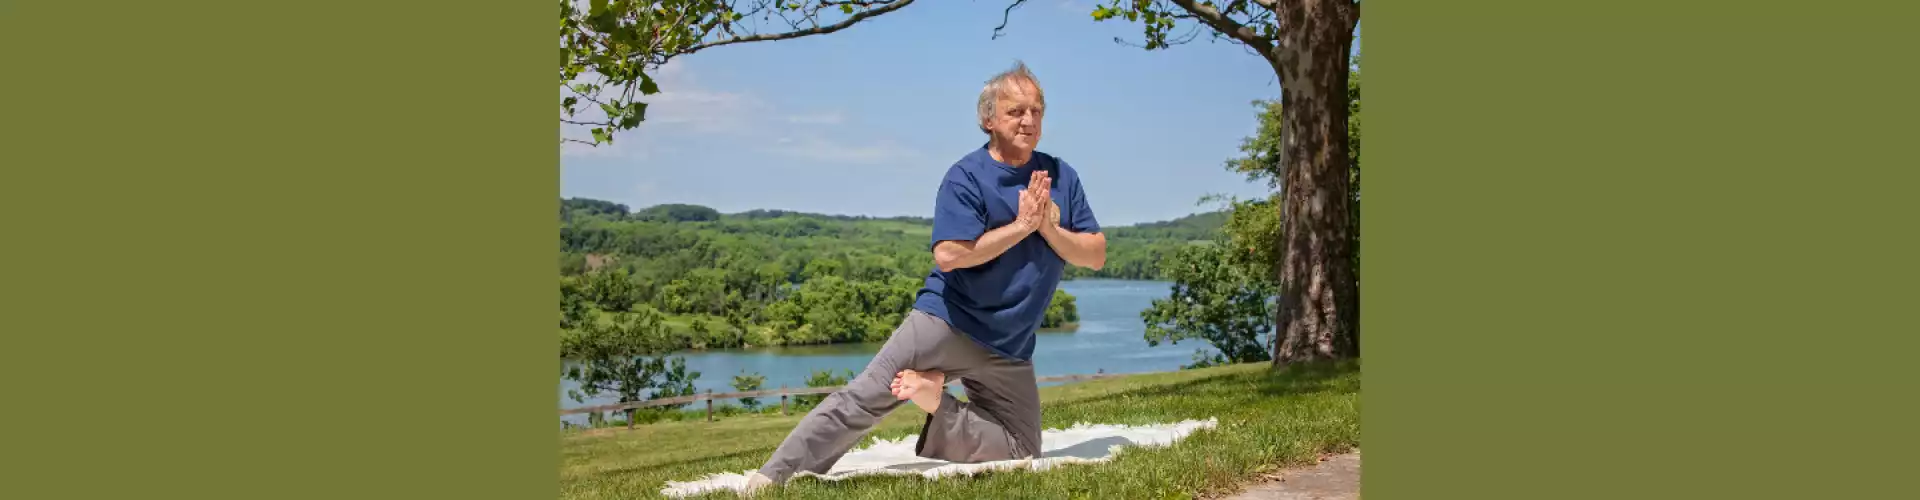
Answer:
560, 360, 1359, 499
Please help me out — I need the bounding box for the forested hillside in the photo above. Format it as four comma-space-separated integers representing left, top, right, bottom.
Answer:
558, 197, 1221, 351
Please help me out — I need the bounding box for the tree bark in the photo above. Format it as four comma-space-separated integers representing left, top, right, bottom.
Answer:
1270, 0, 1360, 365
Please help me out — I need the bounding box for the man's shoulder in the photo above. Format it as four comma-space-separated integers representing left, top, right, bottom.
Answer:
945, 148, 984, 171
941, 160, 977, 184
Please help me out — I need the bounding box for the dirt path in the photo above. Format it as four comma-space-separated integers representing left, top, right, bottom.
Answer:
1217, 450, 1360, 500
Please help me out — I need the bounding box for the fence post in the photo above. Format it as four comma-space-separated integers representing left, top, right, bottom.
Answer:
780, 385, 789, 416
706, 389, 715, 422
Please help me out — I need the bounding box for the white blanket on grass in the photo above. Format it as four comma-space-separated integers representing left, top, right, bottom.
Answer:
660, 418, 1218, 498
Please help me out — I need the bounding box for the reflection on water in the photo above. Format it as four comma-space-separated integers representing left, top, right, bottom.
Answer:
702, 343, 884, 357
559, 279, 1216, 423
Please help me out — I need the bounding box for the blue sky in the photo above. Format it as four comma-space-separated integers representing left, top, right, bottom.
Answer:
561, 0, 1294, 226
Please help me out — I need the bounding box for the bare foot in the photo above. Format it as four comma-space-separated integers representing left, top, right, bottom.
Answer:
890, 369, 945, 413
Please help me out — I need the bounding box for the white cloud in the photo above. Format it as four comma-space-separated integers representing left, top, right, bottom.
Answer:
647, 88, 765, 134
783, 112, 846, 125
601, 60, 768, 136
769, 135, 924, 165
559, 60, 914, 167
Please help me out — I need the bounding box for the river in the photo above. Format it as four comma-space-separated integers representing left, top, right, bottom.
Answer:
558, 278, 1214, 424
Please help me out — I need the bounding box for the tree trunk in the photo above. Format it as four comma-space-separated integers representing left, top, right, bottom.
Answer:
1270, 1, 1360, 365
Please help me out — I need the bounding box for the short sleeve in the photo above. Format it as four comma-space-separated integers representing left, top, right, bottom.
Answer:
1066, 167, 1101, 234
930, 167, 987, 248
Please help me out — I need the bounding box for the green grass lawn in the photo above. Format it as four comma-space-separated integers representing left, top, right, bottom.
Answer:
560, 360, 1360, 499
657, 314, 720, 334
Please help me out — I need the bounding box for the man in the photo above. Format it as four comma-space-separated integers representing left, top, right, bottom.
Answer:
745, 61, 1106, 494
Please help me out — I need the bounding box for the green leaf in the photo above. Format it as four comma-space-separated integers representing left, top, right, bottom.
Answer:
617, 102, 646, 129
840, 4, 855, 15
562, 96, 579, 114
638, 74, 660, 95
559, 47, 570, 66
590, 0, 607, 15
591, 128, 611, 144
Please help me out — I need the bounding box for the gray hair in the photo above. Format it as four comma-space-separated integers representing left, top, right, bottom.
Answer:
977, 61, 1045, 134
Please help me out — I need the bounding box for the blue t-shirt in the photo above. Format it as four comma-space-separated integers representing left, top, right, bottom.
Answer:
912, 145, 1101, 362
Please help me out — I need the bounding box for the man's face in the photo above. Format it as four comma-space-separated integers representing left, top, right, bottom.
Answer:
984, 81, 1044, 154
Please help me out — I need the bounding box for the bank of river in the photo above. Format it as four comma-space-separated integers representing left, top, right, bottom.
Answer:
559, 279, 1215, 424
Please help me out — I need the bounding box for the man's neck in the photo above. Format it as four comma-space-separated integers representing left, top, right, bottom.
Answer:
987, 140, 1032, 167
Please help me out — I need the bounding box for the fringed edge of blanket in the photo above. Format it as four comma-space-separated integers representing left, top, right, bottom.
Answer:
659, 418, 1219, 498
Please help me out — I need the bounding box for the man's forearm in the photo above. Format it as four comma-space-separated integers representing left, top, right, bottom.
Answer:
934, 220, 1035, 272
1039, 226, 1107, 270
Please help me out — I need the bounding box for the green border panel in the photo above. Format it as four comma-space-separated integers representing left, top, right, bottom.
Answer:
1368, 0, 1918, 498
3, 0, 555, 498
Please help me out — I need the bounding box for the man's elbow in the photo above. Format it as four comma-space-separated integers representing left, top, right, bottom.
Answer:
1084, 237, 1107, 270
1072, 247, 1106, 271
933, 250, 965, 272
933, 240, 977, 272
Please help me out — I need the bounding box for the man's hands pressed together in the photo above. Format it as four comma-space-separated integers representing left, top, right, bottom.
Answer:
1025, 170, 1107, 271
1015, 169, 1052, 233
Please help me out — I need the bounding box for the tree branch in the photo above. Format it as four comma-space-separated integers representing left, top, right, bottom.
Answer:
1171, 23, 1207, 45
1113, 21, 1208, 50
991, 0, 1028, 40
685, 0, 916, 55
1166, 0, 1273, 53
798, 4, 823, 30
692, 17, 726, 48
566, 84, 615, 108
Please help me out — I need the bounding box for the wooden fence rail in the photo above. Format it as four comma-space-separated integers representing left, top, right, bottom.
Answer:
561, 368, 1149, 429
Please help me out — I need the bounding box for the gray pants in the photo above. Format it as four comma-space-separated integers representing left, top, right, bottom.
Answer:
756, 310, 1042, 484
